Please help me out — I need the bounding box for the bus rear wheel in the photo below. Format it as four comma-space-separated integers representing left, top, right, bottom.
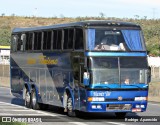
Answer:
31, 88, 40, 110
25, 89, 31, 108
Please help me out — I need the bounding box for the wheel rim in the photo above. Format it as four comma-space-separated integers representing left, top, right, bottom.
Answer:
25, 91, 30, 104
67, 98, 73, 112
32, 92, 36, 106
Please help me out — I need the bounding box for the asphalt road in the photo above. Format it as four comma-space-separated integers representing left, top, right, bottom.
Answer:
0, 87, 160, 125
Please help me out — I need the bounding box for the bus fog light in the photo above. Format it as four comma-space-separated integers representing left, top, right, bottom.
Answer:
97, 105, 102, 109
136, 105, 140, 108
141, 105, 145, 108
91, 105, 96, 109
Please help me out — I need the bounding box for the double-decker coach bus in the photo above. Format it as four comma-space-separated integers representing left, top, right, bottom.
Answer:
10, 20, 150, 117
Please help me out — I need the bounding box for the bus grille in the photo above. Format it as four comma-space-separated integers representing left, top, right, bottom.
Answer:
106, 104, 131, 110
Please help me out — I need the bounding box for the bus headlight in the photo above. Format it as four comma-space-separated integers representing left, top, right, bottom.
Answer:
88, 97, 105, 102
135, 97, 147, 101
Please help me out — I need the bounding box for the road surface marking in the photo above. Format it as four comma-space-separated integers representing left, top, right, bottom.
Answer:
0, 113, 49, 116
0, 87, 11, 89
11, 109, 34, 112
0, 101, 25, 107
69, 122, 88, 125
0, 102, 87, 125
0, 105, 27, 108
1, 109, 32, 111
0, 92, 11, 94
35, 110, 58, 117
107, 122, 126, 125
0, 101, 62, 117
148, 103, 159, 106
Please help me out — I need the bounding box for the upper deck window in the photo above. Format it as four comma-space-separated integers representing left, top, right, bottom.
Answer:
87, 28, 146, 51
43, 31, 52, 50
26, 33, 33, 50
75, 28, 84, 50
63, 29, 74, 50
34, 32, 42, 50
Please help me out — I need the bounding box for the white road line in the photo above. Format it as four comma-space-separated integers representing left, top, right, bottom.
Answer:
0, 105, 26, 107
1, 109, 34, 112
0, 92, 11, 94
148, 103, 160, 106
0, 87, 10, 89
0, 106, 28, 109
0, 101, 27, 109
69, 122, 88, 125
107, 122, 126, 125
35, 110, 58, 117
0, 107, 28, 110
0, 113, 48, 116
0, 103, 14, 106
0, 101, 62, 117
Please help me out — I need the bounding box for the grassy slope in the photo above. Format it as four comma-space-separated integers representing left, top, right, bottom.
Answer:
0, 16, 160, 55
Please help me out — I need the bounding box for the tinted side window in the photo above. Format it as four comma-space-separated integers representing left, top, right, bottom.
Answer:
73, 58, 80, 81
17, 34, 22, 51
26, 33, 33, 50
57, 30, 62, 50
53, 30, 57, 50
34, 32, 42, 50
63, 29, 68, 49
43, 31, 52, 50
75, 29, 84, 50
63, 29, 74, 50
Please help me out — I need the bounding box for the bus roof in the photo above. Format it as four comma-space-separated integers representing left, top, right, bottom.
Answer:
12, 20, 140, 33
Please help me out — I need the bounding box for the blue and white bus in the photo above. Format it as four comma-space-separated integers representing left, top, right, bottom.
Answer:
10, 20, 150, 117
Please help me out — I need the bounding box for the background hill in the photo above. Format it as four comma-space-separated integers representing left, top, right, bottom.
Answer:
0, 15, 160, 56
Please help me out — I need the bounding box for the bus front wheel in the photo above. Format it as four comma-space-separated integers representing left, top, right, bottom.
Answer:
115, 112, 127, 118
31, 88, 40, 110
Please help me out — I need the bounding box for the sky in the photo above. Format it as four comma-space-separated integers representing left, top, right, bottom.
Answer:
0, 0, 160, 19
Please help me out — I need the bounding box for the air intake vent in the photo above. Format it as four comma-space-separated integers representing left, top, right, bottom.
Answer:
106, 104, 131, 110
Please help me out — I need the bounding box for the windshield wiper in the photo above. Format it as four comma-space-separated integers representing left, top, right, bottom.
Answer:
100, 81, 109, 84
94, 83, 112, 89
123, 84, 148, 89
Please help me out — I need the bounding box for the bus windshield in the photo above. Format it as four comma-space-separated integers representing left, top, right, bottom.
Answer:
90, 57, 148, 86
91, 57, 119, 84
87, 28, 146, 51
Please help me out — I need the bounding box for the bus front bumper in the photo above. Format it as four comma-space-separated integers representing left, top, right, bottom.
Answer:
86, 101, 147, 112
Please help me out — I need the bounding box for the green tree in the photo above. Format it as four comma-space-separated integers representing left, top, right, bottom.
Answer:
0, 29, 11, 45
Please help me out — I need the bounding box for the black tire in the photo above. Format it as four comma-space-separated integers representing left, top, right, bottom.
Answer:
75, 110, 82, 117
39, 103, 49, 110
67, 97, 76, 117
24, 89, 31, 108
115, 112, 127, 118
31, 88, 40, 110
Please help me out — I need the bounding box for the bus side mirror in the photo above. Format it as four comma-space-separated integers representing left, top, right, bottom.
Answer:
83, 72, 90, 86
